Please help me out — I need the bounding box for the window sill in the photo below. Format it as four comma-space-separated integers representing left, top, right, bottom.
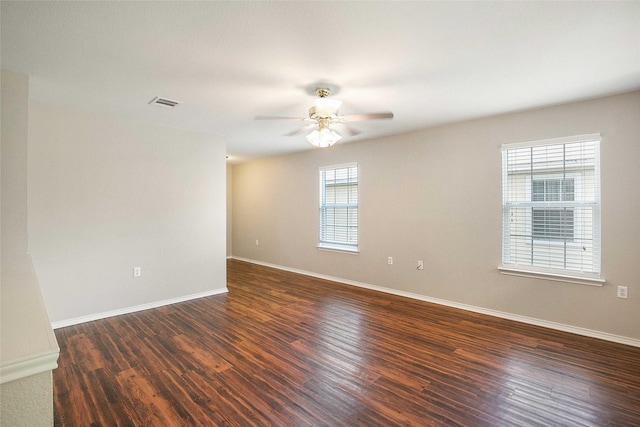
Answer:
498, 265, 604, 286
317, 243, 359, 254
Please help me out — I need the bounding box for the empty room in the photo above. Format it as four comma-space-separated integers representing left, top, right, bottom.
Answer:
1, 2, 639, 426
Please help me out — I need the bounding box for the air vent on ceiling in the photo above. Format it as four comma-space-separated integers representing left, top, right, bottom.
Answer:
149, 96, 182, 108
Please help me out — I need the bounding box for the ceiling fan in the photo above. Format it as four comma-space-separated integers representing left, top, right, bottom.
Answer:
256, 88, 394, 148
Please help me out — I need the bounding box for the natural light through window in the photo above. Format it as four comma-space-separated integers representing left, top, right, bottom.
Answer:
500, 134, 602, 285
318, 163, 359, 253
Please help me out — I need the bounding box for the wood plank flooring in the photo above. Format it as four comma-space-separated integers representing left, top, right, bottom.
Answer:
53, 259, 640, 426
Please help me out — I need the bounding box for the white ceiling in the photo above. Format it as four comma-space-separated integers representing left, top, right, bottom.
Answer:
2, 1, 640, 163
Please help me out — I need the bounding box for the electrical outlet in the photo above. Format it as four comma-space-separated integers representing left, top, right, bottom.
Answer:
133, 267, 141, 278
617, 286, 628, 299
417, 260, 424, 270
256, 240, 259, 246
388, 257, 393, 265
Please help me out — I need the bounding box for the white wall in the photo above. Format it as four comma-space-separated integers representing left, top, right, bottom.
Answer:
1, 70, 29, 259
1, 70, 57, 427
28, 102, 227, 323
232, 90, 640, 342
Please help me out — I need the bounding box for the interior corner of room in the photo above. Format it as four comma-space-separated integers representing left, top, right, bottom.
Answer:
2, 2, 640, 425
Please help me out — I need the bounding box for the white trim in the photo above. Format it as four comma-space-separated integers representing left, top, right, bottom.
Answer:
501, 133, 601, 151
0, 350, 59, 385
498, 266, 605, 286
317, 243, 359, 254
319, 161, 358, 172
0, 254, 60, 384
231, 257, 639, 348
51, 288, 228, 329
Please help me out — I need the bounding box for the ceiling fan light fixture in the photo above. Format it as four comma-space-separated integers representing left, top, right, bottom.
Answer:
311, 97, 342, 118
306, 128, 342, 148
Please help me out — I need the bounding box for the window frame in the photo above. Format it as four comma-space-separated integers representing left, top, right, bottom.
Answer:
500, 134, 604, 286
317, 162, 359, 254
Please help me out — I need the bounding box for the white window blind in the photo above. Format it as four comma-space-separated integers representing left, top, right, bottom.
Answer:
501, 134, 601, 279
318, 163, 358, 252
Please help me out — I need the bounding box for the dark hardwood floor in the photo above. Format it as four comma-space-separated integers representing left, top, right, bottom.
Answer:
53, 259, 640, 426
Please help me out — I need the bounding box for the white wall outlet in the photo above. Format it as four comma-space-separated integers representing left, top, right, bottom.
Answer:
617, 286, 628, 299
255, 239, 259, 246
417, 260, 424, 270
388, 257, 393, 265
133, 267, 141, 278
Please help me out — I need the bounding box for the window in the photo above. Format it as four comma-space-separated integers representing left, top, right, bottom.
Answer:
532, 178, 574, 241
501, 134, 601, 283
318, 163, 358, 253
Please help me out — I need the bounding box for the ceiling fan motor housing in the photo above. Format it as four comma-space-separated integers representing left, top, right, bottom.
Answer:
309, 98, 342, 120
309, 106, 338, 120
309, 89, 343, 120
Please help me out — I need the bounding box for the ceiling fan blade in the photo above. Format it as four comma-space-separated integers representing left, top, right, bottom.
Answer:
344, 124, 361, 136
284, 124, 315, 136
341, 112, 394, 122
333, 123, 361, 136
254, 115, 306, 121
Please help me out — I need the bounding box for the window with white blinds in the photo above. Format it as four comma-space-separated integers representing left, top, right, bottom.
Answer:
501, 134, 601, 281
318, 163, 358, 253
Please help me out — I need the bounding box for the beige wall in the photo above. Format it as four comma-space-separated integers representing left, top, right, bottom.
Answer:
232, 90, 640, 341
227, 164, 233, 257
28, 102, 227, 323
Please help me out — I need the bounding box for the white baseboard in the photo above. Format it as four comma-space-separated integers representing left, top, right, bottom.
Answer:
232, 257, 640, 348
51, 287, 228, 329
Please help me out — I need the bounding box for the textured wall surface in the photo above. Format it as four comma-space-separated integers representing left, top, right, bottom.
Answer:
0, 372, 53, 427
